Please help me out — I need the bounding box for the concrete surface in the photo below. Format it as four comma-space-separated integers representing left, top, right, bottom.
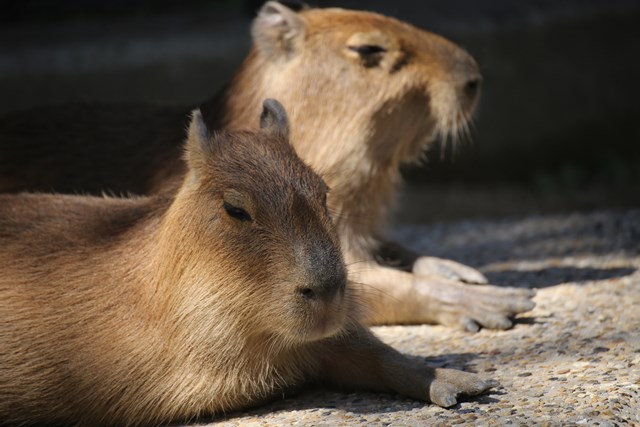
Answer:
189, 209, 640, 426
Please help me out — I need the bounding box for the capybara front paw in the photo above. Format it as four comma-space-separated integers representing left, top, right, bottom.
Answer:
415, 275, 536, 331
429, 368, 498, 408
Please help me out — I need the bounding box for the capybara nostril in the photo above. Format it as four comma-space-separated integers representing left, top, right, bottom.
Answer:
464, 77, 482, 101
297, 280, 343, 302
298, 287, 316, 300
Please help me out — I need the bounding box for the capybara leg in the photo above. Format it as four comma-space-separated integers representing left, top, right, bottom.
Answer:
352, 265, 535, 329
320, 326, 498, 407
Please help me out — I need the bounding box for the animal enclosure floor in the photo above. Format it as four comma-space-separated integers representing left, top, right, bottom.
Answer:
191, 210, 640, 426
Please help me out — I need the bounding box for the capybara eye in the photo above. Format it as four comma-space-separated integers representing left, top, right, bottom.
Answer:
348, 44, 386, 56
223, 202, 252, 222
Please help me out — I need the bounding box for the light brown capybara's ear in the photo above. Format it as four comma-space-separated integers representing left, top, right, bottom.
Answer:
251, 1, 305, 59
259, 98, 290, 140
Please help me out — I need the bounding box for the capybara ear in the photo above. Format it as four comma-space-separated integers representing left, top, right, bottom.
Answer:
185, 109, 215, 177
188, 109, 211, 145
259, 98, 290, 139
252, 1, 305, 59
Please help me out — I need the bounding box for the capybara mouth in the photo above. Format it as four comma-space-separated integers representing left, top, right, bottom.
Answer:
300, 289, 349, 342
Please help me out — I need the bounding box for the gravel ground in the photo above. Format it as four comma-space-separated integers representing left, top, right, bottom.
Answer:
192, 209, 640, 426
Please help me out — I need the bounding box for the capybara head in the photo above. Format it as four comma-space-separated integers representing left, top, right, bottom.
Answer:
222, 2, 481, 173
166, 99, 350, 345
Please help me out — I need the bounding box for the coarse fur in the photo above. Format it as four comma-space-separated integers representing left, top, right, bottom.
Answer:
0, 2, 534, 329
0, 101, 496, 427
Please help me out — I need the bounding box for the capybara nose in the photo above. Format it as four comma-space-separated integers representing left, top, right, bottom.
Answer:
452, 49, 482, 107
296, 236, 347, 303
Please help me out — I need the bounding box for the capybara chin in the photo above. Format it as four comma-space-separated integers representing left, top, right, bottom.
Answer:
0, 2, 534, 330
0, 99, 496, 427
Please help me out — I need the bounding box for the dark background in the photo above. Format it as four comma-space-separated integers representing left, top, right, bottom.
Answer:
1, 0, 639, 222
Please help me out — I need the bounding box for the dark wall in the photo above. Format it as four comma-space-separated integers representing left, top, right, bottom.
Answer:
1, 0, 639, 218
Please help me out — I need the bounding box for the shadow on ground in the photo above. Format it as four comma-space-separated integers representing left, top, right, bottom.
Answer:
393, 210, 640, 267
485, 266, 637, 288
192, 352, 494, 425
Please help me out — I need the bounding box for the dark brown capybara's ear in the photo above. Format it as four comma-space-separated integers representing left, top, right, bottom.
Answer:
185, 109, 216, 177
259, 99, 290, 139
251, 1, 305, 59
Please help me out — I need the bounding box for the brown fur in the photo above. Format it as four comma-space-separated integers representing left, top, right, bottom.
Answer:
0, 101, 495, 426
0, 3, 534, 329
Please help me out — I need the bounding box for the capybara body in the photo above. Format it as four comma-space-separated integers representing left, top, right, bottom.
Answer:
0, 100, 496, 426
